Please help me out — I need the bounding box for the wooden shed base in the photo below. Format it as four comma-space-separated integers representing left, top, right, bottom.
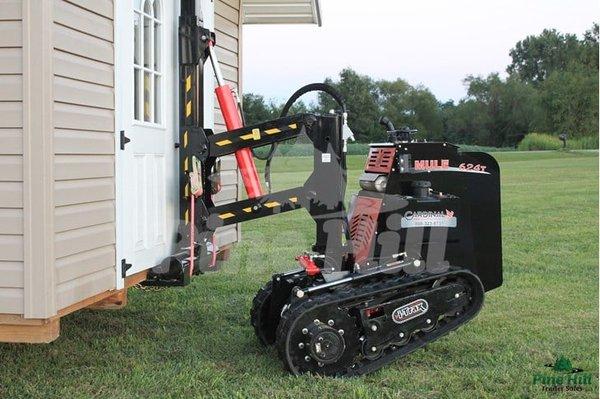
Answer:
0, 271, 147, 344
0, 317, 60, 343
88, 290, 127, 310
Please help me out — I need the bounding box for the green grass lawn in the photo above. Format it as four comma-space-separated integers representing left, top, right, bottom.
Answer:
1, 151, 598, 399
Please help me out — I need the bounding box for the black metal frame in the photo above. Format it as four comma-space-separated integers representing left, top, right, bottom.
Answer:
148, 2, 352, 285
144, 0, 213, 286
194, 113, 351, 272
178, 0, 214, 239
360, 141, 503, 291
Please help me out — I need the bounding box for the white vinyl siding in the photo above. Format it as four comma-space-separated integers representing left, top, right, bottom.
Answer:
214, 0, 242, 247
0, 0, 24, 314
52, 0, 116, 310
243, 0, 321, 25
0, 0, 243, 320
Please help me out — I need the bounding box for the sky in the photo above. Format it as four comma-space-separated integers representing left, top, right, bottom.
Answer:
242, 0, 598, 105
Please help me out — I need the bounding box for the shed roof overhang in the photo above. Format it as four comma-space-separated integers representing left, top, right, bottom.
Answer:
242, 0, 322, 26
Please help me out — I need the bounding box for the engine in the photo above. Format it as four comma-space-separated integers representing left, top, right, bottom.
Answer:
351, 125, 502, 291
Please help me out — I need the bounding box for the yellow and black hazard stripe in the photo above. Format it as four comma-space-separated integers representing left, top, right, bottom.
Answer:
204, 190, 302, 230
181, 68, 195, 226
216, 196, 299, 221
214, 123, 299, 148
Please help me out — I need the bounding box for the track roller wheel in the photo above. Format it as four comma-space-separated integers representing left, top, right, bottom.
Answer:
276, 295, 359, 376
305, 320, 346, 365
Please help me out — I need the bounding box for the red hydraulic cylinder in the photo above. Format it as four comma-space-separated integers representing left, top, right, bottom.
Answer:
208, 40, 262, 199
214, 85, 263, 198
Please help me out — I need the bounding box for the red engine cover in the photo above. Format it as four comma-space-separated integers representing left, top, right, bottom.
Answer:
365, 147, 396, 173
349, 196, 383, 264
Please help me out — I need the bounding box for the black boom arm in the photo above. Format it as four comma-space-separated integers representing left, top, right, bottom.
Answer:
193, 113, 349, 265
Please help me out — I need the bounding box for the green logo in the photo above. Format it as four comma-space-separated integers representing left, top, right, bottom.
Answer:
533, 356, 593, 393
545, 355, 584, 373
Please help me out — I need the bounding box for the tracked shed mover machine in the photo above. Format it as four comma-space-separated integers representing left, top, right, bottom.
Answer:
146, 1, 502, 376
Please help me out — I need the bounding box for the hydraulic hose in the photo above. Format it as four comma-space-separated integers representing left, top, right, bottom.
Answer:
280, 83, 346, 116
256, 83, 347, 193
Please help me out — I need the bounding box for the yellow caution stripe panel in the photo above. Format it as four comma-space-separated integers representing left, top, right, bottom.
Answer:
216, 122, 300, 146
264, 128, 281, 135
216, 139, 232, 147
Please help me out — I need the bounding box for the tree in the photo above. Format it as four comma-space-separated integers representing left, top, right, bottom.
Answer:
507, 23, 599, 138
507, 29, 581, 83
540, 65, 599, 138
376, 78, 412, 127
243, 23, 598, 146
443, 99, 490, 145
242, 93, 276, 125
242, 93, 311, 126
500, 75, 545, 145
408, 86, 444, 140
377, 80, 444, 140
320, 69, 444, 142
318, 68, 382, 142
444, 73, 543, 146
581, 23, 599, 71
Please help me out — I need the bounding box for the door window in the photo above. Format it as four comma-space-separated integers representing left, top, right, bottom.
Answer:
134, 0, 163, 124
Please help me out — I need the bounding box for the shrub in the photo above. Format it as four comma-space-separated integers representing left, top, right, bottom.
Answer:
254, 141, 515, 157
567, 135, 599, 150
517, 133, 599, 151
457, 144, 514, 152
254, 142, 372, 157
517, 133, 562, 151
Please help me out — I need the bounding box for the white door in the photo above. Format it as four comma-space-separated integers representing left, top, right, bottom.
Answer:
115, 0, 179, 282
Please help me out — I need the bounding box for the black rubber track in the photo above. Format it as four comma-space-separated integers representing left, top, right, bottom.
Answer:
275, 268, 484, 376
250, 280, 276, 346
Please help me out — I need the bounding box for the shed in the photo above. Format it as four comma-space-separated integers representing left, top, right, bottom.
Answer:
0, 0, 321, 343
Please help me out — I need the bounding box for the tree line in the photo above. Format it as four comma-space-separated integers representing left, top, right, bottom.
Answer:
243, 24, 598, 146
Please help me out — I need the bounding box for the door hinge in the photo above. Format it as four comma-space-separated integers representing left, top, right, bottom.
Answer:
121, 258, 132, 278
120, 130, 131, 150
